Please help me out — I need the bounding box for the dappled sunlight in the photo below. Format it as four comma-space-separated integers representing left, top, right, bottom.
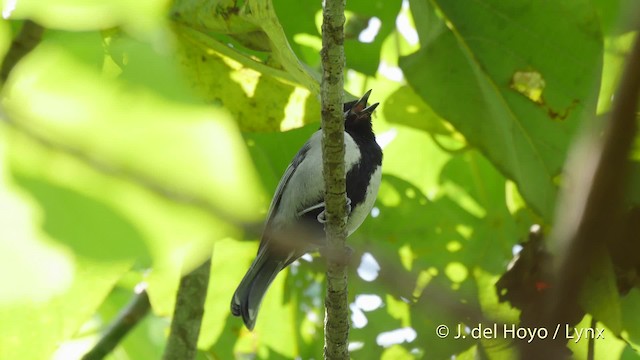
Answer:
378, 61, 404, 82
344, 152, 535, 356
446, 240, 463, 253
228, 64, 261, 98
445, 262, 469, 284
357, 252, 381, 282
376, 327, 417, 347
358, 17, 381, 44
350, 303, 368, 328
396, 0, 418, 46
355, 294, 383, 311
281, 87, 313, 131
0, 0, 634, 358
293, 33, 322, 52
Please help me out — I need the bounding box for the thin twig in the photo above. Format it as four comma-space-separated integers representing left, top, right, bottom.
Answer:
81, 285, 151, 360
162, 259, 212, 360
0, 20, 44, 83
587, 317, 596, 360
320, 0, 349, 358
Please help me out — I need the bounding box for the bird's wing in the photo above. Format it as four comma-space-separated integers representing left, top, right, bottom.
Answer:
262, 139, 312, 231
258, 130, 332, 255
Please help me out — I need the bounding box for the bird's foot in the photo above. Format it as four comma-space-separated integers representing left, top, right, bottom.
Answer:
317, 210, 326, 224
316, 197, 351, 224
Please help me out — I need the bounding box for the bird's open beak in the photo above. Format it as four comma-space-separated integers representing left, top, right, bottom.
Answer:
350, 89, 379, 118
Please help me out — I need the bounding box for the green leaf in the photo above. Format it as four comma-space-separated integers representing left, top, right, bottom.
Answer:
348, 148, 532, 358
381, 345, 414, 360
567, 315, 627, 359
344, 0, 403, 75
2, 29, 262, 328
383, 86, 453, 135
109, 35, 200, 103
0, 143, 74, 304
4, 34, 264, 224
199, 238, 258, 349
6, 0, 165, 32
175, 26, 321, 132
0, 258, 131, 359
400, 0, 603, 221
591, 0, 640, 34
598, 32, 636, 114
14, 176, 149, 261
620, 289, 640, 347
579, 252, 622, 334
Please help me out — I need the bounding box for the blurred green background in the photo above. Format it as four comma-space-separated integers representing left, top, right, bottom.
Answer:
0, 0, 639, 359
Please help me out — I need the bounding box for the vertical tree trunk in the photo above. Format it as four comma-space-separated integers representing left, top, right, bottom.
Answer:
320, 0, 349, 359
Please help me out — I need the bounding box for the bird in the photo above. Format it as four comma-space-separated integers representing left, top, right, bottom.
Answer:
231, 90, 383, 330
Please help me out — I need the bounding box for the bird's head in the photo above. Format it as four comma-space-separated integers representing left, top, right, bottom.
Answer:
343, 89, 379, 135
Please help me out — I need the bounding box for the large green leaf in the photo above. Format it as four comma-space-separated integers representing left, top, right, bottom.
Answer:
620, 289, 640, 348
0, 257, 131, 359
1, 25, 263, 347
15, 176, 149, 262
174, 26, 321, 132
5, 0, 166, 32
579, 251, 622, 334
0, 140, 75, 305
199, 238, 257, 349
3, 32, 263, 224
400, 0, 603, 221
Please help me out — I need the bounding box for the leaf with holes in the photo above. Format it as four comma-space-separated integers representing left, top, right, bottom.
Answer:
400, 0, 603, 221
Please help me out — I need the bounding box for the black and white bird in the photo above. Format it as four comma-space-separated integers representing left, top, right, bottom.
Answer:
231, 90, 383, 330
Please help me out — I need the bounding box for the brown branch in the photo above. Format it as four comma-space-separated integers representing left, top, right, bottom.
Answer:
81, 285, 151, 360
525, 26, 640, 359
162, 259, 212, 360
320, 0, 349, 358
0, 20, 44, 83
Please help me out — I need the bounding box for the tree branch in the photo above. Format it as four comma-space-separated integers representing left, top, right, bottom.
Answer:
525, 24, 640, 359
81, 285, 151, 360
320, 0, 348, 359
0, 20, 44, 83
161, 259, 212, 360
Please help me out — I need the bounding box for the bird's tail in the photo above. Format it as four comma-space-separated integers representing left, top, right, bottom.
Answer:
231, 248, 284, 330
